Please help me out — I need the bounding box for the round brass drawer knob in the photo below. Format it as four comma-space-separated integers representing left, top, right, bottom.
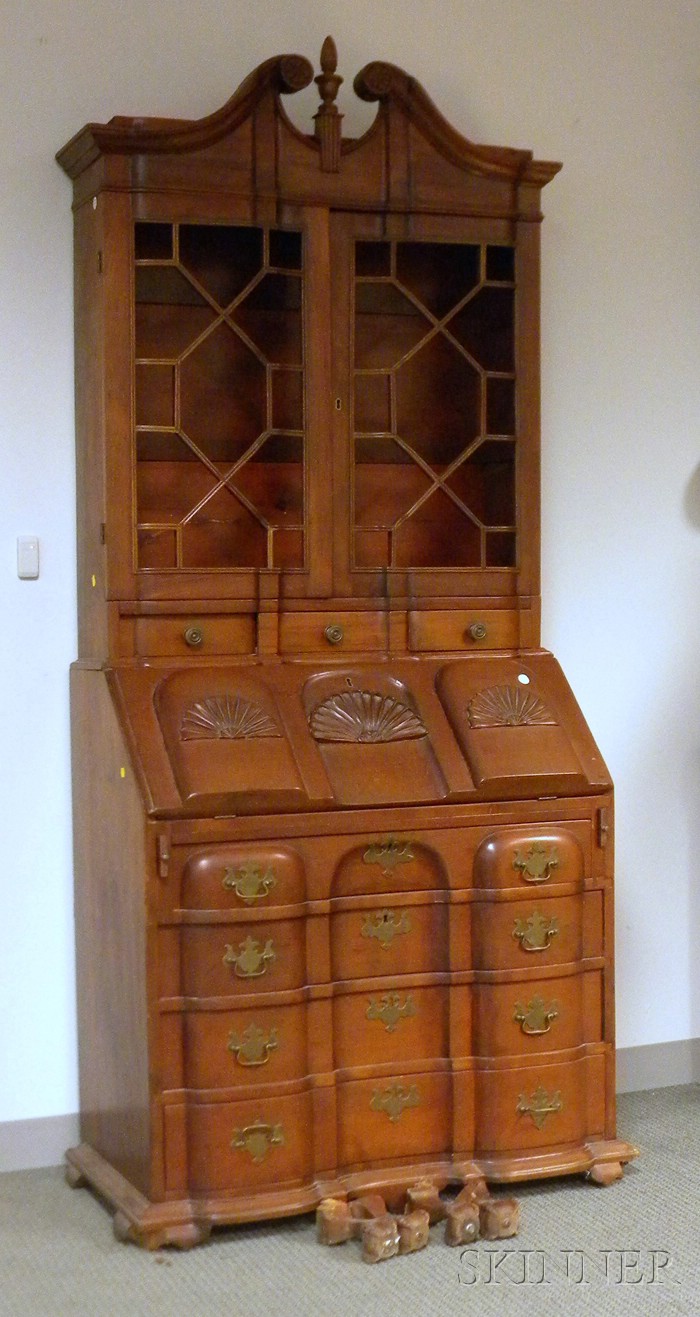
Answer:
467, 621, 488, 642
324, 623, 344, 645
184, 625, 204, 648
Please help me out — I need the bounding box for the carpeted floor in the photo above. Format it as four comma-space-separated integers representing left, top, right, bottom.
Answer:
0, 1086, 698, 1317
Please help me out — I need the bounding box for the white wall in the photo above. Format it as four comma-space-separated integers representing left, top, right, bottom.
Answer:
2, 0, 699, 1123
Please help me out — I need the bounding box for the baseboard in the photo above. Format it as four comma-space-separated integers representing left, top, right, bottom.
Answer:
0, 1045, 698, 1172
0, 1114, 80, 1172
616, 1038, 700, 1094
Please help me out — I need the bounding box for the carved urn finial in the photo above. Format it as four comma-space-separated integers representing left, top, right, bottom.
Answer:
314, 35, 343, 172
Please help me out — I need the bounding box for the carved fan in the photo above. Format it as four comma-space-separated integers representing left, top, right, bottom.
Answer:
309, 690, 427, 743
467, 685, 555, 729
180, 695, 281, 741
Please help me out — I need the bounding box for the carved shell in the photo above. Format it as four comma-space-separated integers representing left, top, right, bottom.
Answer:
309, 691, 426, 743
180, 695, 281, 741
466, 685, 555, 728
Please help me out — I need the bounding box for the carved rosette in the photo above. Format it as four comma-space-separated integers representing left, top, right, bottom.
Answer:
466, 685, 555, 728
309, 691, 426, 743
180, 695, 281, 741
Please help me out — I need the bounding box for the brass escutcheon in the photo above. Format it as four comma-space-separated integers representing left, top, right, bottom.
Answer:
363, 837, 415, 876
362, 908, 411, 949
517, 1086, 563, 1129
513, 996, 559, 1036
231, 1121, 285, 1163
513, 844, 560, 884
370, 1082, 420, 1123
366, 992, 417, 1033
227, 1023, 279, 1066
222, 861, 277, 903
223, 936, 276, 977
512, 911, 559, 952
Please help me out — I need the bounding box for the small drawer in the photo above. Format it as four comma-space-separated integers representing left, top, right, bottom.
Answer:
175, 1002, 308, 1090
178, 845, 306, 910
474, 1050, 607, 1153
408, 609, 519, 652
471, 892, 602, 970
330, 899, 449, 980
178, 917, 306, 998
473, 826, 588, 891
337, 1071, 451, 1167
472, 969, 603, 1059
333, 985, 448, 1069
134, 614, 255, 657
184, 1089, 313, 1193
279, 611, 387, 653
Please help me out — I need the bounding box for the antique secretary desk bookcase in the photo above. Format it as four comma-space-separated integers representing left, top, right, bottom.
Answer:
58, 40, 637, 1247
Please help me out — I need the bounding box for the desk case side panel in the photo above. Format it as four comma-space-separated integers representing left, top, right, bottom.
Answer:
70, 665, 155, 1196
73, 196, 108, 661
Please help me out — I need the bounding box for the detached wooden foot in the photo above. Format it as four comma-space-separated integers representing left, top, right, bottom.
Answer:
587, 1160, 623, 1187
317, 1198, 353, 1245
361, 1215, 400, 1264
479, 1197, 520, 1239
405, 1179, 446, 1224
444, 1197, 480, 1246
397, 1209, 430, 1254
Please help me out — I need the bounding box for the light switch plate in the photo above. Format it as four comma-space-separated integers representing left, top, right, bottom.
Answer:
17, 536, 40, 579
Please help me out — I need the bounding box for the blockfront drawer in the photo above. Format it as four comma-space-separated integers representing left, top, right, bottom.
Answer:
474, 1049, 607, 1153
333, 984, 448, 1070
177, 1002, 308, 1090
330, 836, 447, 897
337, 1071, 451, 1168
178, 845, 306, 910
330, 897, 449, 980
183, 1089, 314, 1193
472, 826, 588, 891
470, 890, 603, 971
471, 969, 603, 1059
178, 916, 306, 998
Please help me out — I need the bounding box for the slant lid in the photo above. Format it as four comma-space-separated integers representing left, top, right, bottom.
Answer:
109, 652, 610, 818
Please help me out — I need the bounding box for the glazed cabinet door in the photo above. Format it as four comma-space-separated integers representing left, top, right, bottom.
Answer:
114, 202, 333, 602
329, 212, 539, 603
